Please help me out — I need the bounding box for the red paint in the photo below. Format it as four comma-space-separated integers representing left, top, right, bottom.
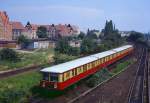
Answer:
41, 49, 133, 90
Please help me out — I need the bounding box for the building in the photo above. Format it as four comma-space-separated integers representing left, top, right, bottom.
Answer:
23, 23, 80, 40
26, 39, 55, 49
22, 22, 38, 39
0, 11, 12, 40
119, 31, 131, 37
69, 40, 81, 47
0, 40, 18, 48
55, 24, 80, 37
10, 21, 24, 40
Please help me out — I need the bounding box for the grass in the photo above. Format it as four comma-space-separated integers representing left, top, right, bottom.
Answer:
0, 48, 54, 71
111, 59, 134, 74
0, 71, 42, 103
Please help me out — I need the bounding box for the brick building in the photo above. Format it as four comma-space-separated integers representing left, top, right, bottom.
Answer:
11, 21, 24, 40
0, 11, 12, 40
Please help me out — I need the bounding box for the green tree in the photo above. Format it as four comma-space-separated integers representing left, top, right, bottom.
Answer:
127, 31, 144, 42
55, 38, 70, 54
101, 20, 123, 48
36, 26, 48, 38
86, 30, 98, 39
80, 38, 97, 54
0, 48, 19, 62
69, 47, 80, 56
53, 53, 77, 64
17, 35, 31, 48
104, 20, 114, 36
78, 32, 85, 39
0, 89, 25, 103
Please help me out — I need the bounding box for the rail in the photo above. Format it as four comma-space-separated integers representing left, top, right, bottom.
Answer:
127, 48, 149, 103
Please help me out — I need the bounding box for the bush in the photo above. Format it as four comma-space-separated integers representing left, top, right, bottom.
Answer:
85, 74, 99, 87
0, 89, 25, 103
17, 35, 31, 49
53, 53, 78, 64
0, 48, 19, 62
85, 68, 112, 88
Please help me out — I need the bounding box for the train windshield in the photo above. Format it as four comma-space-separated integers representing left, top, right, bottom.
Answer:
42, 72, 58, 82
42, 72, 49, 81
50, 73, 58, 82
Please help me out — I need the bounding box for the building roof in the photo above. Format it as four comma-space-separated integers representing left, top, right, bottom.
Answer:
31, 24, 39, 30
0, 11, 9, 24
10, 21, 24, 30
41, 45, 133, 73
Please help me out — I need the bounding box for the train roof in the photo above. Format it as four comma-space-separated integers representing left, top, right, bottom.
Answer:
41, 45, 133, 73
41, 56, 97, 73
112, 45, 132, 52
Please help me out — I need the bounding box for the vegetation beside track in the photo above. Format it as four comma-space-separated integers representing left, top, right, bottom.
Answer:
0, 48, 54, 71
0, 71, 42, 103
111, 59, 134, 74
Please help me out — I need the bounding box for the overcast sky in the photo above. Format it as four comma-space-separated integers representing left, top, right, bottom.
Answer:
0, 0, 150, 32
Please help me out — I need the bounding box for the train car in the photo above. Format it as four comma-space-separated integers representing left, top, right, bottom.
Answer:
40, 45, 133, 90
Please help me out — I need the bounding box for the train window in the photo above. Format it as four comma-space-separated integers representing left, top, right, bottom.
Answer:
81, 66, 83, 72
110, 55, 112, 59
98, 59, 101, 64
94, 61, 97, 66
92, 62, 95, 67
86, 64, 89, 70
83, 65, 87, 72
97, 60, 99, 65
66, 72, 70, 79
101, 58, 103, 63
77, 67, 82, 74
107, 56, 109, 61
59, 74, 63, 82
113, 54, 115, 58
50, 73, 58, 82
42, 72, 49, 81
72, 69, 75, 76
105, 57, 107, 61
87, 64, 90, 70
100, 59, 102, 64
89, 63, 92, 69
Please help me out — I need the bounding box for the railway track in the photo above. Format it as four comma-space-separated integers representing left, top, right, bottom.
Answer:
0, 65, 41, 79
128, 48, 149, 103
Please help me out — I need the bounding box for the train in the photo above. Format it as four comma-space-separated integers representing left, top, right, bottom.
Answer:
40, 45, 133, 90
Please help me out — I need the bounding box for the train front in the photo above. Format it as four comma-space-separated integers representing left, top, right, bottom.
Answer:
40, 71, 59, 89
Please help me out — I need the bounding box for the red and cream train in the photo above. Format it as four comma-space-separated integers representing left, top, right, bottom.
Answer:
40, 45, 133, 90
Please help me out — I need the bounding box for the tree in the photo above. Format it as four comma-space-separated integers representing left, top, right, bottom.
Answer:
55, 38, 70, 54
80, 38, 97, 54
0, 48, 19, 62
104, 20, 114, 36
53, 53, 77, 64
69, 47, 80, 56
78, 32, 85, 39
36, 26, 48, 38
127, 31, 144, 42
101, 20, 123, 48
86, 30, 98, 39
17, 35, 31, 49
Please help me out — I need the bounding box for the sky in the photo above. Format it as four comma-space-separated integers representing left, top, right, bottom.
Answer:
0, 0, 150, 32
